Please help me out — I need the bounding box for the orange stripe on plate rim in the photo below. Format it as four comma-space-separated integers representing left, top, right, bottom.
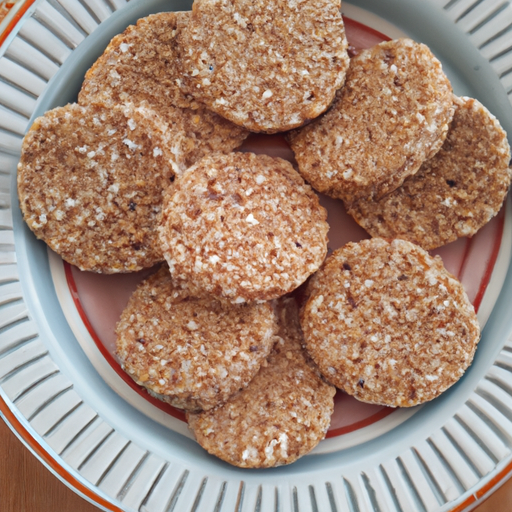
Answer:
0, 394, 122, 511
0, 0, 36, 48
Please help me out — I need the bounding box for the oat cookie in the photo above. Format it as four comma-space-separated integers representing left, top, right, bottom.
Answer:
115, 265, 278, 412
188, 297, 336, 468
17, 102, 178, 273
159, 152, 329, 303
78, 12, 248, 171
301, 238, 480, 407
347, 96, 512, 250
177, 0, 349, 133
288, 38, 454, 203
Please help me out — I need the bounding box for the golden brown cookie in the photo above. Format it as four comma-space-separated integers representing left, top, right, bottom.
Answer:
347, 96, 512, 250
159, 151, 329, 303
300, 238, 480, 407
288, 38, 454, 203
188, 297, 336, 467
17, 102, 179, 273
78, 12, 249, 171
79, 12, 195, 110
177, 0, 349, 133
115, 265, 278, 412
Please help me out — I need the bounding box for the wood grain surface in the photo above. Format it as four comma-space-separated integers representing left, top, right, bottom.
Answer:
1, 416, 511, 511
0, 418, 98, 512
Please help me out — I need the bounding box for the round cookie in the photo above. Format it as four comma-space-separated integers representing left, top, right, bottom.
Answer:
78, 11, 249, 171
17, 102, 178, 273
188, 297, 336, 468
177, 0, 349, 133
115, 265, 278, 412
79, 11, 196, 110
300, 238, 480, 407
288, 38, 454, 203
347, 96, 512, 250
159, 151, 329, 303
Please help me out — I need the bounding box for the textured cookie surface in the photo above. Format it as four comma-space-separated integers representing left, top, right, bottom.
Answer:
301, 238, 480, 407
78, 12, 248, 171
348, 96, 512, 249
177, 0, 349, 133
115, 265, 278, 412
188, 297, 336, 468
159, 152, 329, 303
79, 12, 195, 110
17, 102, 177, 273
288, 38, 454, 202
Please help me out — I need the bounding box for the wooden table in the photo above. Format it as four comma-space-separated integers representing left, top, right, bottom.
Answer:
0, 417, 510, 512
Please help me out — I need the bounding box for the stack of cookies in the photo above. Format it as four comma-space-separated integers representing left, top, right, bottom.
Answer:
17, 0, 510, 468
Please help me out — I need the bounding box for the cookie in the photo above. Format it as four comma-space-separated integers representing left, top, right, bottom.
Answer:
347, 96, 512, 250
177, 0, 349, 133
159, 151, 329, 303
288, 38, 454, 203
17, 102, 179, 273
79, 12, 195, 110
115, 265, 278, 412
78, 12, 249, 171
300, 238, 480, 407
188, 297, 336, 467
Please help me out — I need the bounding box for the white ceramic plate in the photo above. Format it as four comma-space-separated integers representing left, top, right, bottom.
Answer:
3, 1, 512, 511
